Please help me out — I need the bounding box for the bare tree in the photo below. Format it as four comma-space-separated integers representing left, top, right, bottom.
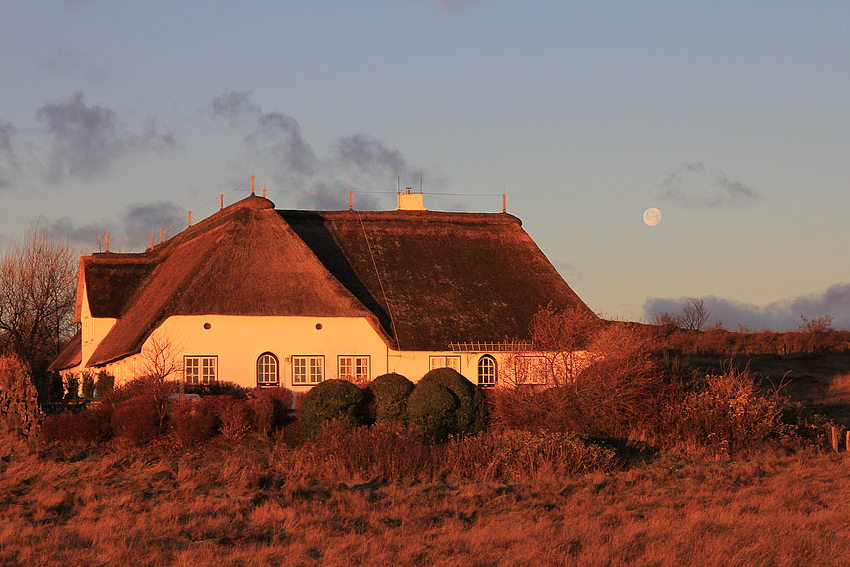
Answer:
677, 297, 710, 331
0, 228, 78, 371
503, 304, 600, 387
798, 313, 834, 353
136, 330, 184, 428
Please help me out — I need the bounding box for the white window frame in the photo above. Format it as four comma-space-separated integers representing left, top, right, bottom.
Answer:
429, 355, 461, 372
292, 356, 324, 385
338, 355, 370, 382
477, 355, 497, 386
184, 355, 218, 385
257, 352, 279, 386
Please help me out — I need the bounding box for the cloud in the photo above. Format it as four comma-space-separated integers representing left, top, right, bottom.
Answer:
211, 90, 446, 211
36, 92, 125, 181
131, 118, 180, 154
643, 284, 850, 331
246, 112, 318, 179
655, 162, 760, 209
35, 92, 180, 182
0, 121, 18, 189
44, 216, 109, 245
211, 89, 261, 126
40, 47, 108, 83
121, 201, 184, 238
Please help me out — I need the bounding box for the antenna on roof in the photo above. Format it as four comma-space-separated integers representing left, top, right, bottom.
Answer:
420, 173, 423, 194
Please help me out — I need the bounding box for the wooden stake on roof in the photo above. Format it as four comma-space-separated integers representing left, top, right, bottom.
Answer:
503, 189, 506, 213
263, 181, 266, 199
349, 183, 353, 210
252, 172, 255, 195
220, 188, 223, 210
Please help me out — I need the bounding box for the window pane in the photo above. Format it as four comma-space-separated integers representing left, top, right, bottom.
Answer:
310, 357, 323, 383
257, 353, 278, 385
478, 356, 496, 386
293, 358, 306, 384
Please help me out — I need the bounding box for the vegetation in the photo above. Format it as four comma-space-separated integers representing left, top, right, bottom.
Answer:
0, 228, 77, 375
299, 378, 364, 439
367, 372, 414, 425
5, 302, 850, 564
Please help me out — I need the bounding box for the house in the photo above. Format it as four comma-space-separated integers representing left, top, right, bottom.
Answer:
50, 191, 595, 390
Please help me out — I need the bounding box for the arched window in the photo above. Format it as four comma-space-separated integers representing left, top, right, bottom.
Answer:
477, 355, 497, 386
257, 352, 279, 386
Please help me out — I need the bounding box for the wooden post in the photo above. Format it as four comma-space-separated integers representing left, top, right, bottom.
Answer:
220, 189, 223, 210
263, 181, 266, 199
349, 190, 353, 210
160, 224, 164, 244
503, 191, 506, 213
188, 210, 192, 227
831, 426, 839, 453
105, 232, 109, 252
846, 430, 850, 452
151, 231, 154, 249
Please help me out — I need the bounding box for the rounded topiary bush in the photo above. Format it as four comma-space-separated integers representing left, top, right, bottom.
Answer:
300, 379, 364, 439
419, 367, 486, 435
368, 373, 414, 425
407, 382, 459, 441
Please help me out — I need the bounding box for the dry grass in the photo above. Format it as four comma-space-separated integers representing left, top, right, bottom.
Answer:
3, 436, 850, 567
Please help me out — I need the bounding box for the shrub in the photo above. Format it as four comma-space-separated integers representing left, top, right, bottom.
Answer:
665, 365, 789, 458
306, 419, 431, 481
442, 430, 621, 480
300, 379, 364, 439
81, 372, 96, 399
250, 386, 293, 434
206, 395, 253, 440
63, 374, 80, 400
168, 397, 217, 446
419, 367, 486, 435
41, 406, 112, 445
406, 382, 459, 441
368, 373, 414, 425
0, 355, 42, 441
111, 395, 160, 446
184, 381, 248, 398
95, 371, 114, 398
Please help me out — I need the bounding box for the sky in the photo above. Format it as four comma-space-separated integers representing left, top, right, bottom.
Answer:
1, 0, 849, 331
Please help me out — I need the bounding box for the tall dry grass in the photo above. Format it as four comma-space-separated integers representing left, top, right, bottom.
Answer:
3, 435, 850, 566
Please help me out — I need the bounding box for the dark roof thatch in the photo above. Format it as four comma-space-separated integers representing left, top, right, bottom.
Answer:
77, 194, 593, 366
283, 209, 593, 351
48, 330, 82, 372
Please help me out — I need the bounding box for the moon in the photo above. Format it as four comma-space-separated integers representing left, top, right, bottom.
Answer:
643, 208, 661, 227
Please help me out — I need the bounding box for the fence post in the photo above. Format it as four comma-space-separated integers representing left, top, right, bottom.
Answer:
831, 426, 839, 453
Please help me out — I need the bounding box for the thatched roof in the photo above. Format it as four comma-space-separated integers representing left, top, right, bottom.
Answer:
77, 194, 593, 367
48, 330, 81, 372
283, 209, 594, 351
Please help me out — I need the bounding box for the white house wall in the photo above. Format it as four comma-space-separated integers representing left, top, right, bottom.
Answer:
80, 287, 117, 369
92, 314, 511, 389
